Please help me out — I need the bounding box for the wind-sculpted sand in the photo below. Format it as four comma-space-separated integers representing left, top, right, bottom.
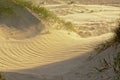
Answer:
46, 4, 120, 37
0, 30, 113, 71
0, 1, 120, 80
0, 29, 114, 80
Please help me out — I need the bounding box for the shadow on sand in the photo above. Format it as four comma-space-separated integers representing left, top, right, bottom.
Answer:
0, 0, 44, 39
4, 46, 116, 80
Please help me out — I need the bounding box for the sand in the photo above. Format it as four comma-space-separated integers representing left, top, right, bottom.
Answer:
1, 30, 114, 80
0, 29, 113, 71
46, 4, 120, 37
26, 0, 120, 5
0, 1, 120, 80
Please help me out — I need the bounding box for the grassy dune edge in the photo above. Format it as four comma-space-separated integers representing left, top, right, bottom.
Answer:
95, 19, 120, 80
13, 0, 76, 31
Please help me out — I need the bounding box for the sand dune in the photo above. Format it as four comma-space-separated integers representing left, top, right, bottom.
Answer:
0, 30, 113, 71
1, 30, 114, 80
46, 4, 120, 37
0, 1, 120, 80
26, 0, 120, 5
4, 44, 118, 80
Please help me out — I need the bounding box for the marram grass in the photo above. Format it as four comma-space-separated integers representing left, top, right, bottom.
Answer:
113, 52, 120, 80
13, 0, 76, 31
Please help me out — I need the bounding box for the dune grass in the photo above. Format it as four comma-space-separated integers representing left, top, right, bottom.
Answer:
95, 19, 120, 53
0, 0, 76, 32
113, 20, 120, 80
113, 20, 120, 43
94, 19, 120, 79
13, 0, 76, 31
13, 0, 58, 20
68, 0, 75, 4
113, 52, 120, 80
0, 5, 14, 16
0, 0, 15, 17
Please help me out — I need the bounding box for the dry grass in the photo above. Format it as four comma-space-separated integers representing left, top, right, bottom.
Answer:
95, 19, 120, 53
94, 19, 120, 80
113, 52, 120, 80
113, 19, 120, 42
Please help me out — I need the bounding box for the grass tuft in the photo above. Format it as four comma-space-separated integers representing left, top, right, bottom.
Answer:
68, 0, 75, 4
113, 19, 120, 42
64, 22, 76, 31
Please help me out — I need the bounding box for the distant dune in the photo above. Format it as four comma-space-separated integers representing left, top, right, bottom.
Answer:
69, 0, 120, 4
47, 4, 120, 37
26, 0, 120, 5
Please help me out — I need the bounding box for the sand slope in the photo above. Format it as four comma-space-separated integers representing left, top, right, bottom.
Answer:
5, 45, 118, 80
0, 1, 120, 80
0, 30, 114, 80
0, 30, 113, 71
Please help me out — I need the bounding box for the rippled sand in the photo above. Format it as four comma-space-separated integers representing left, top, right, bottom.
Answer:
0, 1, 120, 80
